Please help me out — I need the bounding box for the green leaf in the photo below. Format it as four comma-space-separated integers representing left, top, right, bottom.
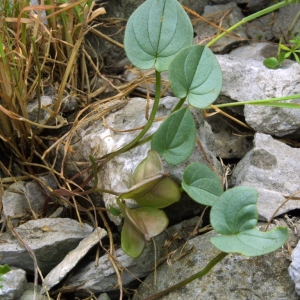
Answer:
151, 107, 196, 165
124, 0, 193, 72
209, 186, 288, 256
210, 227, 288, 256
182, 163, 223, 206
0, 264, 11, 288
169, 45, 222, 108
210, 186, 258, 235
0, 265, 10, 276
121, 217, 145, 258
263, 57, 280, 69
120, 203, 169, 257
109, 205, 121, 216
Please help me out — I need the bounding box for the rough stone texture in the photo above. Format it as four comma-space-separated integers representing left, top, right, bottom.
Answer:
43, 228, 107, 292
206, 114, 253, 159
20, 283, 52, 300
273, 3, 300, 40
194, 2, 248, 53
2, 174, 57, 225
0, 268, 27, 300
0, 218, 93, 274
68, 217, 199, 296
70, 97, 221, 224
245, 13, 275, 41
228, 42, 278, 60
217, 44, 300, 136
98, 294, 111, 300
134, 221, 298, 300
230, 133, 300, 221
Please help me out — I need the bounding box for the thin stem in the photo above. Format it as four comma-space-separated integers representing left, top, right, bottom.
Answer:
101, 70, 162, 163
144, 252, 229, 300
213, 94, 300, 108
207, 1, 291, 48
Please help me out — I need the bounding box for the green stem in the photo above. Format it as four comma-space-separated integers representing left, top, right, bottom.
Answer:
213, 94, 300, 108
207, 1, 291, 48
101, 70, 162, 163
144, 252, 229, 300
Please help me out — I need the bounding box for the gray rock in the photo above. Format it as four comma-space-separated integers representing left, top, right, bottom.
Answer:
43, 227, 107, 292
228, 42, 278, 60
134, 222, 297, 300
230, 133, 300, 221
236, 0, 274, 13
217, 46, 300, 136
194, 2, 248, 53
289, 239, 300, 296
20, 283, 52, 300
0, 268, 27, 300
98, 293, 111, 300
69, 97, 221, 225
206, 114, 253, 159
273, 3, 300, 40
2, 174, 57, 225
68, 217, 200, 296
0, 218, 93, 274
245, 13, 275, 41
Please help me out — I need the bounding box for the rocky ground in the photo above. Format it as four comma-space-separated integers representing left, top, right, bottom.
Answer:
1, 0, 300, 299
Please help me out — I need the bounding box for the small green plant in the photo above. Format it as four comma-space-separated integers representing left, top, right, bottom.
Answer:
110, 0, 297, 294
0, 265, 11, 288
264, 34, 300, 68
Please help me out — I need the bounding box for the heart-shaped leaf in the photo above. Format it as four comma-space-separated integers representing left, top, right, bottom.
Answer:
210, 227, 288, 256
210, 186, 258, 235
182, 163, 223, 206
210, 186, 288, 256
120, 203, 169, 257
169, 45, 222, 108
124, 0, 193, 72
151, 107, 196, 165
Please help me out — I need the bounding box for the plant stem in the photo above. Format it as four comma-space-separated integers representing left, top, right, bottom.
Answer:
144, 251, 229, 300
100, 70, 162, 163
207, 1, 291, 48
213, 94, 300, 108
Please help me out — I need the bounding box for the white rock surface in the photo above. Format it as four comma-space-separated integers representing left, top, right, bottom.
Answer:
0, 268, 27, 300
217, 44, 300, 136
230, 133, 300, 221
43, 227, 107, 292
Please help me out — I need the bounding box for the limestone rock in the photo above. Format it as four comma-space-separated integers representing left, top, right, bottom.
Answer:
273, 3, 300, 40
217, 45, 300, 136
230, 133, 300, 221
134, 222, 297, 300
0, 268, 27, 300
194, 2, 248, 53
43, 227, 107, 292
0, 218, 93, 274
68, 217, 199, 296
2, 174, 57, 225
